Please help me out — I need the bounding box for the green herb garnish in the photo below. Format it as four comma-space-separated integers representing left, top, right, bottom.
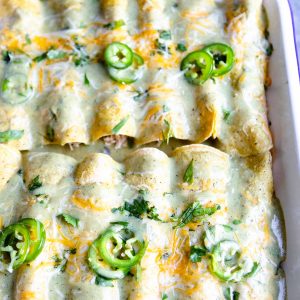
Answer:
28, 175, 43, 192
183, 159, 194, 184
46, 125, 55, 142
266, 43, 274, 56
112, 190, 162, 221
162, 119, 173, 144
2, 50, 12, 63
224, 287, 240, 300
112, 116, 129, 134
57, 214, 79, 228
190, 245, 207, 262
223, 109, 231, 122
95, 275, 114, 287
155, 39, 171, 55
159, 30, 172, 40
174, 201, 220, 229
25, 34, 32, 45
103, 19, 125, 30
232, 219, 242, 225
176, 43, 187, 52
0, 130, 24, 143
84, 73, 90, 85
52, 248, 76, 272
1, 78, 10, 92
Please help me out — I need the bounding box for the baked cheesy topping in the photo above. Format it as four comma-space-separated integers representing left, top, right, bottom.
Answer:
0, 1, 284, 300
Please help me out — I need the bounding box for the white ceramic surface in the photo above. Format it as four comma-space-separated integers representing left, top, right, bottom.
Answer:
265, 0, 300, 299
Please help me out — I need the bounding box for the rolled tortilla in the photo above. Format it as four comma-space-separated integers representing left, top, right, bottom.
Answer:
0, 144, 21, 191
0, 0, 46, 34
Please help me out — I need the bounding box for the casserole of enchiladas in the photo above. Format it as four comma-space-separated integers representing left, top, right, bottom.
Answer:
0, 0, 285, 299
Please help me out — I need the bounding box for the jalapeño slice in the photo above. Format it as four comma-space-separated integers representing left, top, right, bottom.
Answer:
0, 224, 30, 270
180, 50, 214, 85
18, 218, 46, 263
104, 42, 133, 69
107, 53, 144, 84
88, 224, 148, 279
203, 43, 234, 77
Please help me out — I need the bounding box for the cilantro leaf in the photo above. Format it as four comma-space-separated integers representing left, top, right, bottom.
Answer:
46, 125, 55, 142
84, 73, 90, 85
46, 49, 67, 60
223, 109, 231, 123
266, 43, 274, 56
25, 34, 32, 45
1, 78, 10, 92
155, 39, 171, 55
112, 116, 129, 134
232, 219, 242, 225
162, 294, 168, 300
176, 43, 187, 52
190, 245, 207, 262
112, 190, 162, 221
103, 19, 125, 30
224, 287, 240, 300
2, 50, 12, 63
173, 201, 221, 229
159, 30, 172, 40
73, 44, 90, 67
95, 275, 114, 287
52, 248, 76, 272
183, 159, 194, 184
0, 130, 24, 143
57, 213, 79, 228
28, 175, 43, 192
110, 221, 129, 226
162, 119, 173, 144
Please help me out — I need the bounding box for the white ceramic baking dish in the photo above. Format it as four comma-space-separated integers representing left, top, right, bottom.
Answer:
264, 0, 300, 299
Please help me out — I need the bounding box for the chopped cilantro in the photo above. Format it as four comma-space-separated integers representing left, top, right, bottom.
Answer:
133, 89, 149, 101
176, 43, 187, 52
224, 287, 240, 300
173, 201, 221, 229
73, 44, 90, 66
46, 125, 55, 142
25, 34, 32, 45
95, 275, 114, 287
162, 119, 173, 145
232, 219, 242, 225
112, 190, 162, 221
190, 245, 207, 262
183, 159, 194, 184
28, 176, 43, 192
155, 39, 171, 55
112, 116, 129, 134
2, 50, 12, 63
1, 78, 10, 92
103, 19, 125, 30
223, 109, 231, 122
57, 213, 79, 228
0, 129, 24, 143
110, 221, 129, 226
46, 49, 68, 60
33, 52, 48, 62
84, 73, 90, 85
162, 105, 170, 112
266, 43, 274, 56
159, 30, 172, 40
52, 248, 76, 272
